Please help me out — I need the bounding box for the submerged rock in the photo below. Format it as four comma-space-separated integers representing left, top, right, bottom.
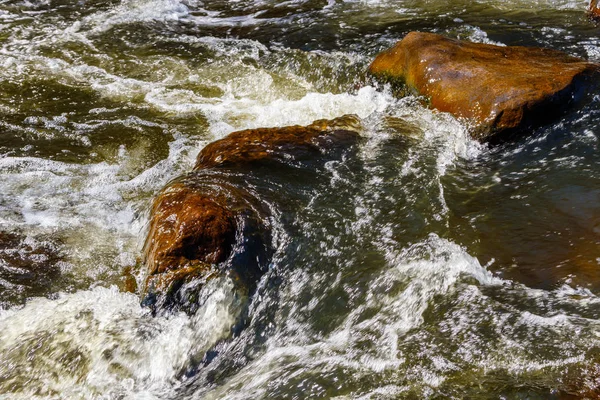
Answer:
369, 31, 600, 141
142, 115, 362, 311
0, 231, 64, 307
591, 0, 600, 20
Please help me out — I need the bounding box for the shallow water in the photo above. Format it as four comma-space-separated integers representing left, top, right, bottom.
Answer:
0, 0, 599, 398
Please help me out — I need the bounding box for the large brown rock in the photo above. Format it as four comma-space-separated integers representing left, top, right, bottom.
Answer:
195, 115, 362, 169
142, 176, 272, 312
143, 182, 236, 297
142, 115, 362, 310
369, 31, 600, 140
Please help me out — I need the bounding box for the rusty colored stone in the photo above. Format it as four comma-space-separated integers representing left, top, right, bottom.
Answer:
118, 266, 138, 294
591, 0, 600, 20
369, 31, 600, 140
142, 115, 362, 310
195, 114, 361, 169
142, 182, 236, 295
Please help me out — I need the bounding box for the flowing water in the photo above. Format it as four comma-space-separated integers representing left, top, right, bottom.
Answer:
1, 0, 600, 398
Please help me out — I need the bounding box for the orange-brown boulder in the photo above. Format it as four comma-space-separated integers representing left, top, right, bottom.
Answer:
143, 182, 235, 294
369, 31, 600, 141
142, 115, 362, 311
142, 177, 271, 311
195, 114, 362, 169
591, 0, 600, 19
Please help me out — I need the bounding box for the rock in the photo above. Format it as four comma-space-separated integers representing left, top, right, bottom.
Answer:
142, 182, 237, 308
591, 0, 600, 19
144, 182, 236, 275
142, 115, 362, 311
195, 114, 362, 169
118, 266, 138, 294
369, 31, 600, 141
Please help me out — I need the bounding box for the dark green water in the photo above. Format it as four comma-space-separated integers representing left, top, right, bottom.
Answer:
0, 0, 599, 398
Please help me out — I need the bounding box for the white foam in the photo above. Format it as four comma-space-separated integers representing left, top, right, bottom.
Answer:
79, 0, 195, 33
195, 236, 501, 399
0, 41, 396, 142
176, 35, 270, 60
72, 0, 285, 34
202, 86, 394, 137
0, 128, 198, 283
461, 25, 506, 46
0, 279, 240, 398
583, 41, 600, 62
362, 234, 500, 334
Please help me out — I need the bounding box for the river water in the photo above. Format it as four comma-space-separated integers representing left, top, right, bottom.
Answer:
0, 0, 599, 398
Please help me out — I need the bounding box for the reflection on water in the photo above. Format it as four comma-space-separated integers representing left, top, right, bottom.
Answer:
0, 0, 599, 398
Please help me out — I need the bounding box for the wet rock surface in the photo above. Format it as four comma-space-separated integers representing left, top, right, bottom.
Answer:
369, 31, 600, 141
195, 115, 363, 169
143, 115, 362, 311
142, 175, 273, 313
591, 0, 600, 20
142, 183, 236, 304
144, 183, 236, 275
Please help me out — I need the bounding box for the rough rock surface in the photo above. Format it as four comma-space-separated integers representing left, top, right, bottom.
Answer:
195, 115, 362, 169
591, 0, 600, 19
143, 183, 236, 297
369, 31, 600, 140
142, 115, 362, 310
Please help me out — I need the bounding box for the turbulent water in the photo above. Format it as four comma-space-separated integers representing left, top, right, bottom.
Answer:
1, 0, 600, 398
